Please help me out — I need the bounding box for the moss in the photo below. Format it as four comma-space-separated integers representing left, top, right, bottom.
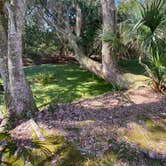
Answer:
82, 140, 164, 166
119, 117, 166, 156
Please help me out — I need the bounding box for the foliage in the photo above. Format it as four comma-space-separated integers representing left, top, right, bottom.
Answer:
93, 0, 141, 60
23, 24, 59, 57
121, 0, 166, 92
103, 29, 129, 59
78, 0, 102, 56
0, 131, 53, 165
29, 0, 102, 57
117, 0, 140, 23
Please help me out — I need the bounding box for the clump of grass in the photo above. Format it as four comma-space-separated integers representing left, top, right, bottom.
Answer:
34, 72, 56, 85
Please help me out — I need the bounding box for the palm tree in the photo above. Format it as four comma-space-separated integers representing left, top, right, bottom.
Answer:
122, 0, 166, 92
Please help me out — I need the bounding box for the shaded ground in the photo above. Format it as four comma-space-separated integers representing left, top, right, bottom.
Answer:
36, 88, 166, 157
8, 88, 166, 165
23, 56, 78, 66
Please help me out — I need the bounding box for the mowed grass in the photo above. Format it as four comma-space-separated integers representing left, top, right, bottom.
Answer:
0, 59, 156, 110
0, 64, 115, 109
26, 64, 116, 108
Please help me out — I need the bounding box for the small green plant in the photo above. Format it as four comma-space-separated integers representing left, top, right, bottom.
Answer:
34, 72, 56, 85
125, 0, 166, 92
103, 30, 129, 59
136, 0, 166, 92
0, 130, 52, 165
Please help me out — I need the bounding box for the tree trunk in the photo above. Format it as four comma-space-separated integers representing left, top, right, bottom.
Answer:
101, 0, 126, 86
76, 1, 81, 37
6, 1, 37, 118
0, 15, 13, 114
68, 33, 124, 84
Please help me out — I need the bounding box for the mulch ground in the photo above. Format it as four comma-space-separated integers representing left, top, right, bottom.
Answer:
34, 88, 165, 156
10, 87, 166, 164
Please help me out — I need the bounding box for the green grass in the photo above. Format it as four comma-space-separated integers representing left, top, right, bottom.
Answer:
118, 59, 146, 75
118, 115, 166, 162
0, 60, 152, 110
26, 64, 115, 108
0, 64, 115, 110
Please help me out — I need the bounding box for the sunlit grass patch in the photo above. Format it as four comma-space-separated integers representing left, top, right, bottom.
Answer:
25, 64, 115, 107
118, 116, 166, 158
0, 60, 151, 110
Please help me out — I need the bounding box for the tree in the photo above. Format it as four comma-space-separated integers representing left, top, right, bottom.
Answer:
100, 0, 125, 85
0, 0, 37, 125
122, 0, 166, 92
0, 12, 13, 117
37, 0, 127, 87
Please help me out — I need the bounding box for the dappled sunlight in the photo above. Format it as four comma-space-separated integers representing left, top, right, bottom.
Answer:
119, 118, 166, 159
33, 88, 166, 162
25, 64, 113, 107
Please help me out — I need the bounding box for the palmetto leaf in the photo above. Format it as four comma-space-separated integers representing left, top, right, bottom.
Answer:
122, 0, 166, 91
31, 139, 53, 157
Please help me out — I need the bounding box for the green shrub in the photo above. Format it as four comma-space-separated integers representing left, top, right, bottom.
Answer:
122, 0, 166, 92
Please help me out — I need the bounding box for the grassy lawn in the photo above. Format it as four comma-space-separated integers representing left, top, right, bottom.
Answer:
0, 59, 151, 110
25, 64, 115, 108
0, 63, 115, 110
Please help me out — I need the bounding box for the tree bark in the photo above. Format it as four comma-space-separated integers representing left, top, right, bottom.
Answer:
6, 0, 37, 118
0, 14, 13, 113
76, 1, 81, 37
100, 0, 126, 86
68, 33, 126, 84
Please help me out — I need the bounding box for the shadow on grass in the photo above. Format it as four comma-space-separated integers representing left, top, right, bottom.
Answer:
0, 59, 148, 109
118, 59, 146, 75
24, 64, 114, 107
